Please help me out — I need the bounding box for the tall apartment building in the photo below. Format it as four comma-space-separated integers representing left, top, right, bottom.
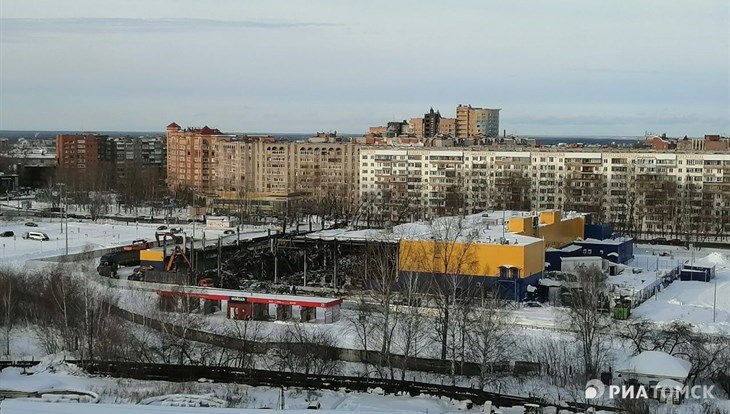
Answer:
55, 133, 115, 189
360, 147, 730, 238
423, 108, 441, 138
166, 122, 229, 192
455, 105, 501, 138
113, 136, 167, 194
212, 139, 360, 214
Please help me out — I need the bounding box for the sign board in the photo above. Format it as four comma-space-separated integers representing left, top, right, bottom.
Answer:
230, 296, 248, 302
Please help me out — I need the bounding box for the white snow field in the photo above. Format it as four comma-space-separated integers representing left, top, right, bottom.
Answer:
0, 356, 533, 414
0, 217, 272, 266
632, 251, 730, 334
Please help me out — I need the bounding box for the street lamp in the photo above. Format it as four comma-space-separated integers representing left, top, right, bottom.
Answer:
58, 183, 68, 255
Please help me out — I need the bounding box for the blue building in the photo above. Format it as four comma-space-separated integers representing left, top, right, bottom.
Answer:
574, 237, 634, 264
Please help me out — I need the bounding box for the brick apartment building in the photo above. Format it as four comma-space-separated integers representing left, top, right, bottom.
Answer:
56, 133, 167, 194
455, 104, 501, 138
55, 133, 115, 190
166, 122, 229, 193
165, 123, 360, 214
212, 138, 360, 214
371, 104, 499, 140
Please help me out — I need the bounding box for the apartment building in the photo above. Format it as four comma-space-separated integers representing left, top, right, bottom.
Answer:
455, 105, 501, 138
113, 136, 166, 193
166, 122, 229, 192
360, 147, 730, 238
212, 139, 360, 214
55, 133, 115, 189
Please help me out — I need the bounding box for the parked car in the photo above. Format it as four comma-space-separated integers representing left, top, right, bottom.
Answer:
669, 238, 685, 246
0, 231, 14, 237
649, 237, 667, 245
23, 231, 49, 241
157, 225, 168, 231
24, 222, 38, 227
170, 227, 182, 233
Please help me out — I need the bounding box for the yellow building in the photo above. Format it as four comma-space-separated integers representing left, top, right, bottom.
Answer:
396, 210, 584, 300
302, 210, 586, 300
507, 210, 586, 249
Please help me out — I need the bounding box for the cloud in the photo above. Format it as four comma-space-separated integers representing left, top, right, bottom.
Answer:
0, 17, 338, 36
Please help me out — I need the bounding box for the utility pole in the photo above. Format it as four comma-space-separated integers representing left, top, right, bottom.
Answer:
64, 196, 68, 255
217, 235, 222, 281
655, 255, 659, 301
59, 184, 64, 234
713, 274, 717, 323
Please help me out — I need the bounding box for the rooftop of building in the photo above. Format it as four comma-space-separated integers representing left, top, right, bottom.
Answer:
302, 210, 585, 247
357, 145, 730, 155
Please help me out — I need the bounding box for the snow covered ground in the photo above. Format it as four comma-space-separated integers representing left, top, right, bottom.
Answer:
0, 217, 272, 266
0, 356, 535, 413
632, 251, 730, 334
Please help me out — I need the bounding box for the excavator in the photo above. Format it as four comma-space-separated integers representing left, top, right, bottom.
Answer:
165, 246, 193, 272
129, 246, 206, 286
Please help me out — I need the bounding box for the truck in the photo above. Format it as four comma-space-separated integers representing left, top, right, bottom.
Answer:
97, 250, 141, 278
127, 246, 196, 285
129, 268, 193, 285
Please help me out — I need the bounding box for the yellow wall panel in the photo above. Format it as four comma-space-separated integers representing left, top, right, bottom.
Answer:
140, 249, 165, 262
398, 239, 546, 279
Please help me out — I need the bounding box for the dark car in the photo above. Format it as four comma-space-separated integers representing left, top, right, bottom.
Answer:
24, 222, 38, 227
669, 238, 685, 246
649, 237, 667, 245
157, 225, 168, 231
0, 231, 14, 237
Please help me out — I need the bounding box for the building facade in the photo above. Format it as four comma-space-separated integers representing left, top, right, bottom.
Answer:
360, 147, 730, 239
211, 139, 361, 215
112, 136, 167, 197
423, 108, 441, 138
166, 122, 229, 193
55, 133, 115, 189
456, 105, 501, 138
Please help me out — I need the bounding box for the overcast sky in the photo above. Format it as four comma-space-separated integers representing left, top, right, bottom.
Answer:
1, 0, 728, 136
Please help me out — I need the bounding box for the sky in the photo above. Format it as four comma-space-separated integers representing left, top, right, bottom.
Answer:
0, 0, 728, 136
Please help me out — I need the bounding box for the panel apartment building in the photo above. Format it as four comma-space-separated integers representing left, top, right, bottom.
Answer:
57, 133, 166, 192
213, 138, 360, 214
360, 147, 730, 239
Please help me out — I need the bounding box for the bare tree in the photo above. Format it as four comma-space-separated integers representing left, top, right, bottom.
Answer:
619, 319, 657, 355
467, 289, 514, 388
563, 265, 612, 381
271, 322, 340, 376
400, 216, 480, 382
153, 291, 205, 365
224, 320, 264, 369
89, 192, 112, 222
392, 270, 426, 381
351, 240, 401, 378
492, 169, 531, 211
0, 270, 19, 356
